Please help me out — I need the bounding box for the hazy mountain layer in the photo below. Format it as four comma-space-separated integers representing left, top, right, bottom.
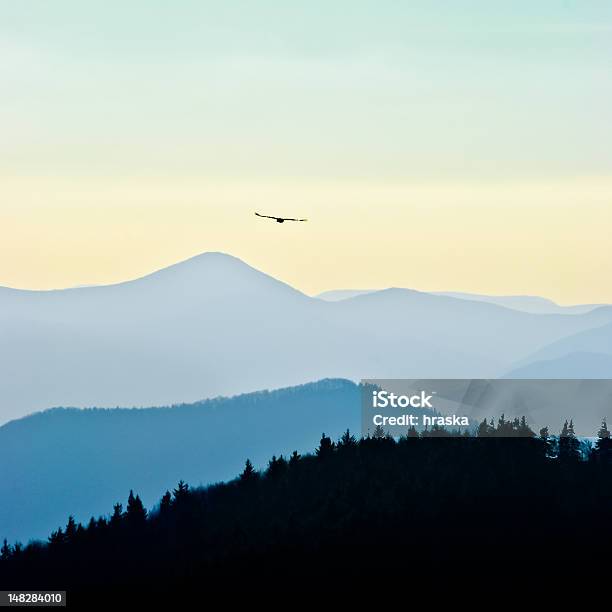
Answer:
316, 288, 602, 314
1, 252, 611, 423
504, 351, 612, 379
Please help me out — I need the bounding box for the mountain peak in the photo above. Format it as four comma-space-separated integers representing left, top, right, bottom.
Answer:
144, 251, 253, 276
133, 251, 306, 300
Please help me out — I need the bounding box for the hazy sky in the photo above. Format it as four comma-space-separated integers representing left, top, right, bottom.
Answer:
1, 1, 611, 303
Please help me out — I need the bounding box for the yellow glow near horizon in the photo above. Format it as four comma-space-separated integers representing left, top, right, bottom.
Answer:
1, 175, 611, 305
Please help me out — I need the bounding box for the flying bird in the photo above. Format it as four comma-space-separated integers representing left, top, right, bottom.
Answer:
255, 212, 308, 224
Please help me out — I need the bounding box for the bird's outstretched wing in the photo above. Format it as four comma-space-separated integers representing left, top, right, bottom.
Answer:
255, 212, 308, 222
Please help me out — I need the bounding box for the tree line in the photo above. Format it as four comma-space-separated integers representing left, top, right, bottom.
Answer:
1, 416, 612, 599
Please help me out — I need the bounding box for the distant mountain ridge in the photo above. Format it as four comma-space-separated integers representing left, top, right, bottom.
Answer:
316, 287, 604, 315
432, 291, 602, 315
504, 351, 612, 378
315, 289, 376, 301
511, 321, 612, 371
1, 251, 611, 423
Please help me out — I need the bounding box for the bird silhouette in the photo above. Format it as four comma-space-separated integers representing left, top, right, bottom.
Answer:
255, 212, 308, 224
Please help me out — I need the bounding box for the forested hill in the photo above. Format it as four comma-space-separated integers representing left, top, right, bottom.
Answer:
3, 423, 612, 601
0, 378, 373, 543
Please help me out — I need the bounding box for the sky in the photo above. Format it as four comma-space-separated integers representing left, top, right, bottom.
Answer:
1, 1, 611, 303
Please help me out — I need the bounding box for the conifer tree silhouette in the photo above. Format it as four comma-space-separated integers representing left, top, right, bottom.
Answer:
518, 416, 534, 438
109, 503, 123, 529
240, 459, 258, 483
288, 450, 301, 468
315, 433, 335, 457
0, 539, 11, 561
477, 418, 494, 437
372, 424, 386, 439
172, 481, 190, 505
48, 527, 65, 548
266, 455, 288, 480
65, 516, 78, 542
559, 419, 580, 462
597, 418, 610, 440
593, 418, 612, 464
160, 491, 172, 514
539, 427, 555, 458
126, 491, 147, 527
337, 429, 357, 449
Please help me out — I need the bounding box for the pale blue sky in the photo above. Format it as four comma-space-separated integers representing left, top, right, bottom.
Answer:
2, 1, 611, 179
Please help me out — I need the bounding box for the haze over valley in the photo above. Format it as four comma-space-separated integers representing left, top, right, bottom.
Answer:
1, 252, 610, 425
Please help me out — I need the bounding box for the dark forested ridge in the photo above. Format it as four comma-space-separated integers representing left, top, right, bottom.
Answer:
2, 418, 612, 599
